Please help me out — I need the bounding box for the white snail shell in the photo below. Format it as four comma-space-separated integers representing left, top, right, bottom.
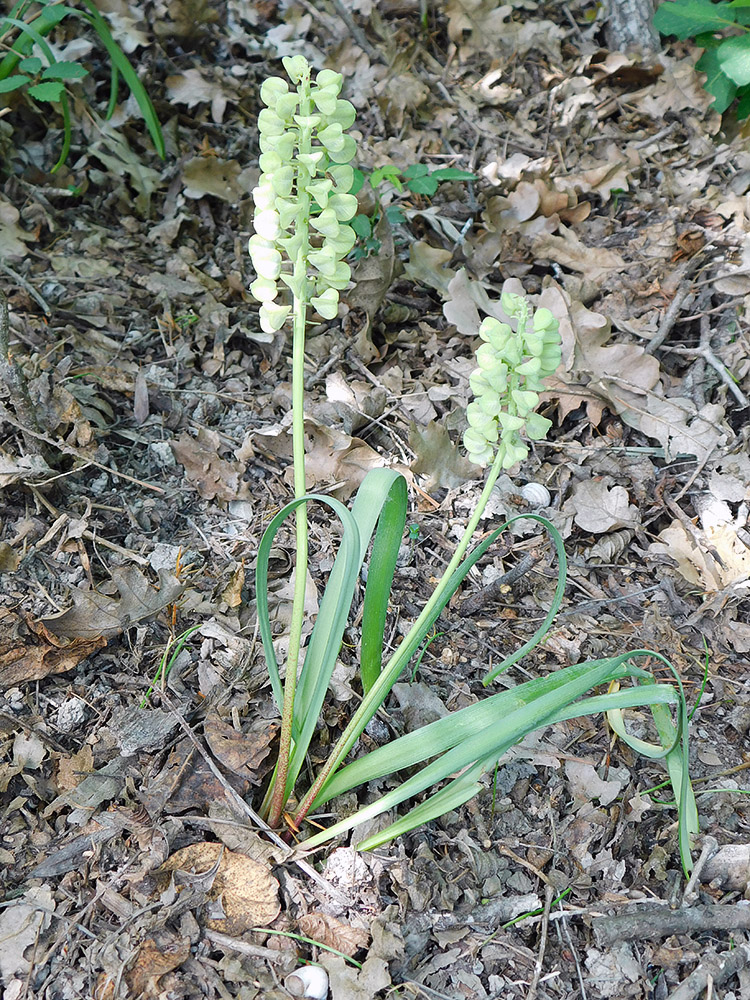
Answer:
519, 482, 551, 507
284, 965, 329, 999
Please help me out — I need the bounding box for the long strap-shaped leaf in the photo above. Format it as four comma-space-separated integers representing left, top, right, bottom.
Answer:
287, 470, 406, 795
255, 492, 360, 714
309, 513, 567, 788
255, 470, 407, 802
300, 655, 637, 849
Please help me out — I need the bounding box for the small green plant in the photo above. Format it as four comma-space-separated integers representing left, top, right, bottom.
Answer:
0, 0, 164, 172
654, 0, 750, 116
248, 56, 697, 871
349, 162, 476, 258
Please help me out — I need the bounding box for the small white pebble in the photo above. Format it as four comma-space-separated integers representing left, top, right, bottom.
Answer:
519, 482, 551, 507
55, 698, 86, 733
284, 965, 329, 999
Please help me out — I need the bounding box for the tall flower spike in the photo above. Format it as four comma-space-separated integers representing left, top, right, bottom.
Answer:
249, 57, 357, 332
464, 294, 562, 468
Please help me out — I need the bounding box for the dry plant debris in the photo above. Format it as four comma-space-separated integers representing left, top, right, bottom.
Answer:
1, 0, 750, 997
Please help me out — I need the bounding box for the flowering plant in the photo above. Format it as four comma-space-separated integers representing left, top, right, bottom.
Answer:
247, 56, 696, 872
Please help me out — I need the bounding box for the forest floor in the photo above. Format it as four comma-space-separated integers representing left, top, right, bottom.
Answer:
2, 1, 750, 998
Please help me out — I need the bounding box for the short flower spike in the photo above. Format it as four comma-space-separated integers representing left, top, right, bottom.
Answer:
464, 295, 562, 467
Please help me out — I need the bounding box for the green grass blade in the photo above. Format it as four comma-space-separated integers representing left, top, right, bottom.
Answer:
255, 493, 360, 714
357, 473, 407, 692
77, 1, 165, 158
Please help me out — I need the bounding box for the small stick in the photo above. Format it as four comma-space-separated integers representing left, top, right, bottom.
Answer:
460, 550, 540, 616
666, 943, 750, 1000
660, 344, 750, 408
646, 254, 706, 355
594, 904, 750, 946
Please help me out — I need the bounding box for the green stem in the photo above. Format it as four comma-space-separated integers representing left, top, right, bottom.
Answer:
267, 71, 313, 830
293, 445, 506, 825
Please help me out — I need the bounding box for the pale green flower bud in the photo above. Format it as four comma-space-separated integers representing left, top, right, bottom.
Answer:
260, 301, 291, 333
282, 55, 309, 84
250, 276, 279, 302
254, 209, 281, 241
311, 287, 340, 319
250, 56, 358, 334
260, 77, 288, 107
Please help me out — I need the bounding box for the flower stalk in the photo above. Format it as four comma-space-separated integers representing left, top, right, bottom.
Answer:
248, 55, 357, 827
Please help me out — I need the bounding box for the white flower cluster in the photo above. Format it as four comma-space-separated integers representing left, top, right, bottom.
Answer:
248, 56, 358, 334
463, 293, 562, 468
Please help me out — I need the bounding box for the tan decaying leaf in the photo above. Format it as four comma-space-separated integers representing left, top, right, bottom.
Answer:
166, 68, 236, 123
0, 611, 107, 689
648, 498, 750, 593
0, 453, 55, 488
159, 842, 280, 932
0, 885, 54, 983
203, 709, 275, 785
0, 196, 34, 258
125, 931, 190, 998
182, 157, 246, 202
220, 562, 245, 608
403, 242, 455, 295
321, 953, 391, 1000
172, 428, 253, 501
565, 479, 639, 534
57, 745, 94, 792
532, 226, 626, 281
553, 143, 640, 203
42, 566, 185, 640
565, 761, 623, 807
409, 421, 478, 491
538, 283, 727, 461
298, 912, 370, 958
300, 421, 386, 501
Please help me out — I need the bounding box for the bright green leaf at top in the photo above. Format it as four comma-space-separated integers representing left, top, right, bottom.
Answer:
42, 62, 89, 81
282, 55, 310, 84
653, 0, 736, 38
19, 57, 43, 74
697, 46, 738, 109
717, 33, 750, 85
28, 80, 65, 102
328, 99, 356, 129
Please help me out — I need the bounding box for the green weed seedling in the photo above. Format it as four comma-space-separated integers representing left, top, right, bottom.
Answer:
654, 0, 750, 116
0, 0, 164, 171
247, 55, 697, 872
349, 162, 476, 258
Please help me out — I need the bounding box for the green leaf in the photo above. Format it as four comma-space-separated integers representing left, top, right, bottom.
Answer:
429, 167, 477, 182
402, 162, 429, 178
717, 33, 750, 85
405, 174, 439, 196
77, 0, 165, 159
349, 167, 365, 194
351, 213, 372, 238
18, 56, 42, 73
697, 47, 738, 109
28, 79, 64, 101
370, 164, 403, 189
41, 60, 88, 81
735, 84, 750, 116
653, 0, 736, 38
385, 204, 406, 225
0, 74, 29, 92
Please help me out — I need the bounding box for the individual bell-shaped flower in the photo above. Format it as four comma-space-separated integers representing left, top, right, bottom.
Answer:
260, 301, 291, 333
